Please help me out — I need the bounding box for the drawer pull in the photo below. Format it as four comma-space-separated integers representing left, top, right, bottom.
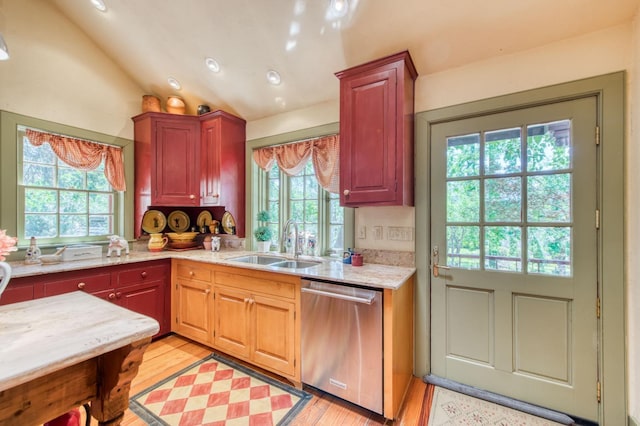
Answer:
205, 289, 211, 294
108, 293, 116, 300
189, 271, 195, 277
77, 282, 86, 289
140, 271, 148, 278
116, 292, 122, 299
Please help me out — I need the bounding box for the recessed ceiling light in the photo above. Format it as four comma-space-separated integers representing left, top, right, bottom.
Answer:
167, 77, 181, 90
266, 70, 281, 86
330, 0, 348, 15
90, 0, 107, 12
205, 57, 220, 73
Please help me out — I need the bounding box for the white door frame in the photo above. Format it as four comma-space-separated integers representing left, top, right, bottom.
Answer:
414, 72, 625, 425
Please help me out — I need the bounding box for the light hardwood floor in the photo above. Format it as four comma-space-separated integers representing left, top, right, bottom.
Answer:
119, 334, 428, 425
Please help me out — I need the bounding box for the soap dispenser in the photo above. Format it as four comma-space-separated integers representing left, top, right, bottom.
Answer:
24, 236, 41, 264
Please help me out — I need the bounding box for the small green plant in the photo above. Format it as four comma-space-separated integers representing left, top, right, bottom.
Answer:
254, 210, 273, 242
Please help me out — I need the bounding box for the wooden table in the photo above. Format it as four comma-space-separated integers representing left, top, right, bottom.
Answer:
0, 291, 159, 425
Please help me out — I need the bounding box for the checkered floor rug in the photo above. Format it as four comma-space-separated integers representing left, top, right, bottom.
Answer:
129, 353, 311, 426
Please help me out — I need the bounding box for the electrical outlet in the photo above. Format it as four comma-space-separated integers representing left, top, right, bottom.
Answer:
388, 226, 414, 241
373, 226, 383, 240
358, 225, 366, 239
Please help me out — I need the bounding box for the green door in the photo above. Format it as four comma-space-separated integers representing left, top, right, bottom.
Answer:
430, 97, 598, 421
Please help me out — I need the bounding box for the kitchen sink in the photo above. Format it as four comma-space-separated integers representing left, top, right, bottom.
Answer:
228, 255, 320, 270
270, 260, 321, 270
228, 255, 285, 265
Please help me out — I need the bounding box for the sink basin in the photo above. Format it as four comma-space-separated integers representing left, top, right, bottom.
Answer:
270, 260, 321, 270
228, 255, 321, 270
228, 255, 285, 265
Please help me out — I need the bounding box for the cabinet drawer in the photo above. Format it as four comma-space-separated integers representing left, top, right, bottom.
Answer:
176, 262, 212, 282
214, 271, 296, 299
116, 263, 169, 286
42, 271, 112, 296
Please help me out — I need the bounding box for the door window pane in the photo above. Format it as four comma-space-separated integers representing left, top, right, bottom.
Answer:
447, 225, 480, 269
485, 226, 522, 272
528, 174, 571, 222
447, 180, 479, 222
447, 134, 480, 177
484, 177, 521, 222
485, 128, 521, 175
527, 227, 571, 276
527, 120, 571, 172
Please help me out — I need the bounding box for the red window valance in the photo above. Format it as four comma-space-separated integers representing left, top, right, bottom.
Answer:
25, 129, 126, 191
252, 134, 339, 194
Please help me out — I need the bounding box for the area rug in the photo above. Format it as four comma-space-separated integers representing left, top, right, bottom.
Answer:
422, 385, 565, 426
129, 353, 311, 426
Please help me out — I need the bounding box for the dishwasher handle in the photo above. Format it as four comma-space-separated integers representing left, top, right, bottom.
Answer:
301, 286, 376, 305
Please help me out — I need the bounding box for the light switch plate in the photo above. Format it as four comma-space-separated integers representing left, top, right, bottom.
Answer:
358, 225, 366, 239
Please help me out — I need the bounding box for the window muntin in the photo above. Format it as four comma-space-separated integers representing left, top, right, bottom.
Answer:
445, 120, 572, 276
18, 128, 117, 244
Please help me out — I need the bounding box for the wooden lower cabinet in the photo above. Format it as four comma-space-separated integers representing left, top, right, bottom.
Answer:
171, 259, 214, 345
171, 260, 300, 384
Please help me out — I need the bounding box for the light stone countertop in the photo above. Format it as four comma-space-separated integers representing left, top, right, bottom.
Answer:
6, 247, 416, 290
0, 291, 159, 392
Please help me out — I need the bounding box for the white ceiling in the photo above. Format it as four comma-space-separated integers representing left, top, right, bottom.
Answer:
52, 0, 639, 121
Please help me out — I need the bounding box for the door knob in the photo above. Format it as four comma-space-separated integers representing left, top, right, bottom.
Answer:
432, 245, 451, 278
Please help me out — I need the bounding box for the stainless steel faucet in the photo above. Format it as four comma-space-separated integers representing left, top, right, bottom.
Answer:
281, 219, 301, 258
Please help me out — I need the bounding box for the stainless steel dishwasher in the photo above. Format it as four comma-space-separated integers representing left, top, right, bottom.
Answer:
301, 279, 383, 414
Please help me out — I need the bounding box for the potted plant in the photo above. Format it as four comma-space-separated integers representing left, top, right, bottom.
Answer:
254, 210, 273, 252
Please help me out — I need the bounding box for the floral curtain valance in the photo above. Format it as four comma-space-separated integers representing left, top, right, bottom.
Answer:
252, 134, 339, 194
25, 129, 126, 191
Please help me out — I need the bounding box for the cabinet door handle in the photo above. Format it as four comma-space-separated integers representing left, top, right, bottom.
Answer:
343, 189, 350, 196
108, 292, 116, 300
205, 289, 211, 294
140, 271, 148, 278
77, 282, 86, 289
189, 271, 195, 277
244, 297, 250, 304
189, 194, 196, 200
116, 292, 122, 299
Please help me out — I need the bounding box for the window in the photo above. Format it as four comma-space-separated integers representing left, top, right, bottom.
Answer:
262, 158, 344, 256
17, 126, 119, 244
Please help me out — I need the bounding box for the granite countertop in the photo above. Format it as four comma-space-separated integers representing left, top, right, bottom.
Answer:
0, 291, 159, 392
6, 247, 416, 290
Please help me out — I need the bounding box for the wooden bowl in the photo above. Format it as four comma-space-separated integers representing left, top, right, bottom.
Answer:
166, 232, 198, 242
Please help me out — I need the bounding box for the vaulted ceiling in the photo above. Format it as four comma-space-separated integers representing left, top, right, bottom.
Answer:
52, 0, 639, 121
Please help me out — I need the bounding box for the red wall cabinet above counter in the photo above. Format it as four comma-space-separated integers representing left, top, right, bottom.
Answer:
133, 111, 246, 238
336, 51, 418, 207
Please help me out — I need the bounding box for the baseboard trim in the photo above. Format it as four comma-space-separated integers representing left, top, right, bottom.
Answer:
423, 374, 575, 425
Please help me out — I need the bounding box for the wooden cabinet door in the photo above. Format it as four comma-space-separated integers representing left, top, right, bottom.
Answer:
336, 51, 417, 207
199, 111, 246, 236
213, 285, 251, 359
153, 117, 200, 205
251, 294, 296, 377
174, 279, 212, 344
116, 280, 165, 338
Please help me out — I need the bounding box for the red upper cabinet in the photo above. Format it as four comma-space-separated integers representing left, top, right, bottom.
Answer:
336, 51, 418, 207
199, 111, 247, 237
133, 111, 246, 238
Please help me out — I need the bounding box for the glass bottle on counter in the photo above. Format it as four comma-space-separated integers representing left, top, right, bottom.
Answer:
24, 236, 41, 264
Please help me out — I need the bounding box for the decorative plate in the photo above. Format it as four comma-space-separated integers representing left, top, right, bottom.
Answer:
196, 210, 213, 229
221, 211, 236, 235
141, 210, 167, 234
167, 210, 190, 232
